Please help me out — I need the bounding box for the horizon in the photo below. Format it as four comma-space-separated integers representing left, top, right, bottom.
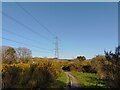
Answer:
2, 2, 118, 59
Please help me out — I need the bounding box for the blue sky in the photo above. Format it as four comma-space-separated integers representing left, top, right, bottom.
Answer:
2, 2, 118, 59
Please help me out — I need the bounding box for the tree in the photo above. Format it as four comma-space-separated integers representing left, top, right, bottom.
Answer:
3, 47, 16, 64
1, 46, 10, 61
16, 47, 32, 63
77, 56, 86, 61
1, 46, 32, 63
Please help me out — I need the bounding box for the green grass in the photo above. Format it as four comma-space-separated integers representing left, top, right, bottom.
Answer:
48, 71, 67, 88
71, 71, 108, 88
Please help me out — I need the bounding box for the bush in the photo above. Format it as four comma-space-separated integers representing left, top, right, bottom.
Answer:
90, 46, 120, 88
2, 60, 61, 88
91, 55, 107, 79
103, 46, 120, 88
82, 65, 97, 73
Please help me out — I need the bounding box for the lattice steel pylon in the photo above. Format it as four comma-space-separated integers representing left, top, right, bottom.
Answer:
55, 37, 59, 59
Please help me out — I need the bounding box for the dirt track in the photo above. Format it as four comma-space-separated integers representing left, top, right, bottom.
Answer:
64, 72, 79, 89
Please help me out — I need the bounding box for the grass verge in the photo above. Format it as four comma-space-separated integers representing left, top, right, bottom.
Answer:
71, 71, 109, 88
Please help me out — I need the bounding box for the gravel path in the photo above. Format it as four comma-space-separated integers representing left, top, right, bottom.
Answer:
64, 72, 79, 89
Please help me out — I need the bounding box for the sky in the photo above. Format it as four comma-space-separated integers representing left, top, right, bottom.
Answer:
2, 2, 118, 59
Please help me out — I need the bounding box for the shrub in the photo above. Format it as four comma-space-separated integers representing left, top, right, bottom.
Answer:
2, 60, 61, 88
91, 55, 107, 79
103, 46, 120, 88
82, 65, 97, 73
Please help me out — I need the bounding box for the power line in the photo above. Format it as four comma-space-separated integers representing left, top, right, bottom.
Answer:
1, 11, 52, 42
2, 28, 51, 46
1, 37, 52, 52
32, 50, 52, 54
16, 2, 56, 37
1, 37, 53, 55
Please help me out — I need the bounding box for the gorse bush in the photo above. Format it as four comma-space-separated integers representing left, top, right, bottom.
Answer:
91, 55, 107, 79
103, 46, 120, 88
90, 46, 120, 88
2, 60, 61, 88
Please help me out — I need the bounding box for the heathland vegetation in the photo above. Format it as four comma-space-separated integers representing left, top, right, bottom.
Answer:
1, 46, 120, 88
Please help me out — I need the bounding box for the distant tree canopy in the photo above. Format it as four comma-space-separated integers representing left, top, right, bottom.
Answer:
1, 46, 11, 61
3, 47, 16, 64
16, 47, 32, 58
77, 56, 86, 61
16, 47, 32, 63
1, 46, 32, 63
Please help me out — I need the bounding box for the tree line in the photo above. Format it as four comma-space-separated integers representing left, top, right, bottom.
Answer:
1, 46, 32, 64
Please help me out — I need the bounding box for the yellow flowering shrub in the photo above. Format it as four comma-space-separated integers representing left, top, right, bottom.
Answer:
2, 60, 61, 88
